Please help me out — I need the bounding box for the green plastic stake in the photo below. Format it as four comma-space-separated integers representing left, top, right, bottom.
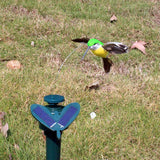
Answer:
31, 95, 80, 160
45, 129, 61, 160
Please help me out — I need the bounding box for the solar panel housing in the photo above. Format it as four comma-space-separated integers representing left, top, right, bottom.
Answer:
58, 106, 77, 126
33, 106, 55, 127
31, 102, 80, 134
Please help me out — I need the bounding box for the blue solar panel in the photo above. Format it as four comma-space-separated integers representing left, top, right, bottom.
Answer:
33, 106, 55, 127
58, 106, 77, 126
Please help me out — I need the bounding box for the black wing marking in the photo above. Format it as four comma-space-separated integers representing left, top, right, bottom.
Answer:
102, 57, 113, 73
103, 42, 128, 54
72, 37, 90, 43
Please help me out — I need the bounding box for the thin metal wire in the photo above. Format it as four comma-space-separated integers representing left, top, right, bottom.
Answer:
50, 44, 83, 92
57, 44, 82, 73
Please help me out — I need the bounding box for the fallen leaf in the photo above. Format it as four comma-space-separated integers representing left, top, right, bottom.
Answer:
0, 112, 5, 131
0, 121, 2, 131
7, 60, 22, 69
14, 144, 20, 150
85, 81, 99, 90
42, 131, 46, 141
9, 154, 12, 160
0, 111, 5, 120
1, 123, 9, 138
137, 41, 147, 46
131, 41, 147, 55
110, 14, 118, 23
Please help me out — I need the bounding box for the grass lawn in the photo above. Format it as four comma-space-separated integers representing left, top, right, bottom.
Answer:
0, 0, 160, 159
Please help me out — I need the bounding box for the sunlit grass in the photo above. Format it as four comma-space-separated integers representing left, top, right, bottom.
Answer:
0, 0, 160, 159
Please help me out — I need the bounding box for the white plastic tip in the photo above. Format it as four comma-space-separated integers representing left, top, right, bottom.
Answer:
90, 112, 96, 119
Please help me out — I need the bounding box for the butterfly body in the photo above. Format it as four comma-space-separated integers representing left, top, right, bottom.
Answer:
90, 44, 108, 58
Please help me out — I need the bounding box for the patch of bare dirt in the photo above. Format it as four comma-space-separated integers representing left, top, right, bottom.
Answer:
112, 62, 130, 75
150, 0, 160, 3
101, 83, 118, 93
150, 4, 160, 25
79, 60, 102, 73
39, 52, 62, 68
6, 5, 62, 25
